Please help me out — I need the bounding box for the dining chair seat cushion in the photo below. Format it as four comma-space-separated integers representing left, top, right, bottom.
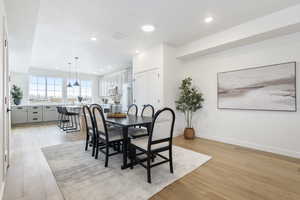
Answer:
131, 136, 169, 151
128, 128, 148, 137
107, 126, 122, 131
98, 128, 123, 142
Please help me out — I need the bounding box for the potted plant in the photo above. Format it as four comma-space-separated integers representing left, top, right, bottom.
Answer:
175, 77, 204, 139
11, 84, 23, 105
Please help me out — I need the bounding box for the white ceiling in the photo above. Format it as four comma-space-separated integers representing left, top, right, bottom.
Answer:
5, 0, 300, 74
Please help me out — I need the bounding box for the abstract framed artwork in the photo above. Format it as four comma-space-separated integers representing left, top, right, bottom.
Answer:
217, 62, 296, 112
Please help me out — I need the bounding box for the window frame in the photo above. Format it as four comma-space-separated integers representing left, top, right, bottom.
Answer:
29, 76, 47, 99
80, 80, 92, 98
29, 76, 63, 100
46, 77, 63, 98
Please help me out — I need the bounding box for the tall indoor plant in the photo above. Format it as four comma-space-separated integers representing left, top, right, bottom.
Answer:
11, 84, 23, 105
175, 77, 204, 139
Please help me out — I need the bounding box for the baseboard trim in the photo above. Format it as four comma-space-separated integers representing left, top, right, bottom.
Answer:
199, 134, 300, 159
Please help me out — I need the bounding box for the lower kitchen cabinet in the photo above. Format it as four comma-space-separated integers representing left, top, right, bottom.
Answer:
11, 106, 28, 124
12, 105, 60, 124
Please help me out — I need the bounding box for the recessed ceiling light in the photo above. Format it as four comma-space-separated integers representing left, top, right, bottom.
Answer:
135, 50, 140, 54
90, 37, 97, 41
141, 24, 155, 32
204, 17, 214, 23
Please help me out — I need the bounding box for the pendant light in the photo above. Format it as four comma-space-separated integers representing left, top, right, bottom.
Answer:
67, 62, 73, 88
73, 57, 80, 87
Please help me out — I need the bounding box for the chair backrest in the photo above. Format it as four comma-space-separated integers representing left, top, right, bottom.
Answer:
89, 104, 102, 110
141, 104, 154, 117
56, 106, 62, 114
148, 107, 175, 150
89, 104, 102, 123
92, 106, 108, 141
127, 104, 138, 116
82, 105, 94, 135
61, 107, 68, 114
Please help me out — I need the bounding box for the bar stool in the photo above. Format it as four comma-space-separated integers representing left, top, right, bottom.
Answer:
61, 107, 80, 133
57, 106, 68, 129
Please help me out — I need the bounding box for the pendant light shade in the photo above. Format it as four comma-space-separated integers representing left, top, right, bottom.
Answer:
73, 80, 80, 86
73, 57, 80, 87
67, 62, 73, 88
67, 82, 73, 88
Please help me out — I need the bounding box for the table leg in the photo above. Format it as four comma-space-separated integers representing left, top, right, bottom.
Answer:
121, 126, 128, 169
146, 123, 152, 135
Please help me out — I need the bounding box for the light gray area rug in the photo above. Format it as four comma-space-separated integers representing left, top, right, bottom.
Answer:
42, 141, 211, 200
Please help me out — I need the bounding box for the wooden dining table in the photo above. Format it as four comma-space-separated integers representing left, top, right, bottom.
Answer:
105, 115, 153, 169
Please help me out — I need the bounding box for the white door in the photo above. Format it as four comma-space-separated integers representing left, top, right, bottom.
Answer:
2, 16, 10, 177
133, 69, 161, 112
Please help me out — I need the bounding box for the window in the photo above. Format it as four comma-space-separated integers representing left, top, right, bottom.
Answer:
28, 76, 93, 101
99, 73, 123, 96
80, 80, 92, 98
47, 77, 63, 98
29, 76, 63, 99
67, 80, 80, 98
29, 76, 46, 98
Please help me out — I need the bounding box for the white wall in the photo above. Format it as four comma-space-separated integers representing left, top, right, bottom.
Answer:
162, 45, 185, 135
179, 32, 300, 158
10, 68, 100, 104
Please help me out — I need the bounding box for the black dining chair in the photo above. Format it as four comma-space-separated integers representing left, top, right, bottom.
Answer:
89, 103, 102, 110
129, 107, 175, 183
92, 106, 123, 167
82, 105, 97, 156
127, 104, 138, 116
129, 104, 154, 138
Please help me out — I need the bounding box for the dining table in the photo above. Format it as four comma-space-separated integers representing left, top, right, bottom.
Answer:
105, 114, 153, 169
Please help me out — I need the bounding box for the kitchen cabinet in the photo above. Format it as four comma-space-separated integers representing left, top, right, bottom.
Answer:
43, 105, 59, 121
28, 106, 43, 122
11, 106, 28, 124
11, 105, 60, 124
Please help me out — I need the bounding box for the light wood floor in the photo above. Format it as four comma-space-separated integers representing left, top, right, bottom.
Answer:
4, 123, 300, 200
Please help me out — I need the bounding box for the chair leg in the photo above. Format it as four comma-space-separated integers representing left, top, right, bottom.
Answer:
147, 152, 151, 183
105, 144, 109, 167
85, 135, 89, 151
71, 115, 74, 128
129, 144, 134, 169
169, 148, 173, 173
95, 138, 99, 159
117, 142, 121, 152
129, 145, 133, 169
113, 142, 117, 151
74, 115, 77, 130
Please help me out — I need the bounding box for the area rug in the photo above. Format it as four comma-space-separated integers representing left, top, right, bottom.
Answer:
42, 141, 211, 200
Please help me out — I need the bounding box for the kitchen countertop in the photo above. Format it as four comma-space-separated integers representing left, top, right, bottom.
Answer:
11, 103, 110, 107
12, 103, 73, 107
